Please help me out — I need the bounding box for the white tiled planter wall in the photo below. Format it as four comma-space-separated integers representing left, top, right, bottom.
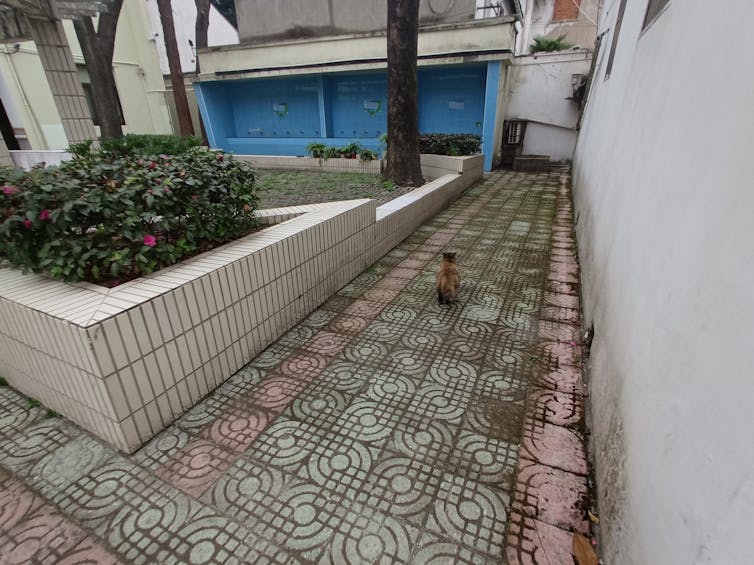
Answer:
0, 155, 483, 452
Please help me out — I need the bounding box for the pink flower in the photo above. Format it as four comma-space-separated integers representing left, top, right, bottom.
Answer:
22, 219, 32, 229
39, 209, 51, 221
154, 179, 161, 185
191, 194, 198, 200
136, 159, 144, 166
216, 153, 224, 161
163, 187, 171, 193
2, 185, 18, 195
149, 161, 157, 170
143, 234, 157, 247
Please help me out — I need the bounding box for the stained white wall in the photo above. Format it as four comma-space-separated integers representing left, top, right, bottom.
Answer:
505, 50, 591, 161
524, 0, 600, 53
572, 2, 754, 564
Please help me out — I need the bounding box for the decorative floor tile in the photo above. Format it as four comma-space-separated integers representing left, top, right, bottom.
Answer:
200, 405, 273, 452
320, 503, 419, 565
426, 473, 509, 556
301, 330, 351, 357
356, 452, 443, 525
155, 439, 238, 498
0, 478, 123, 565
0, 419, 79, 474
510, 458, 589, 535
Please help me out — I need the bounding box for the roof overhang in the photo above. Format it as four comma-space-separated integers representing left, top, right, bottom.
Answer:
196, 16, 516, 82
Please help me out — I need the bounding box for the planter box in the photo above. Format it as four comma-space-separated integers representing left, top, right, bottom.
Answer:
235, 155, 382, 174
0, 154, 483, 452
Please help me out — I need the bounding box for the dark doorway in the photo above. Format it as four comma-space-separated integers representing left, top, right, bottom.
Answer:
0, 97, 20, 151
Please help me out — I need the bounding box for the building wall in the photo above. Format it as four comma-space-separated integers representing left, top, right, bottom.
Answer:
505, 50, 591, 161
0, 1, 175, 150
234, 0, 477, 44
572, 2, 754, 564
0, 42, 65, 149
522, 0, 600, 54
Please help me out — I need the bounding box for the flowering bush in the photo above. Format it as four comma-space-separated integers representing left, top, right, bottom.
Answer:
0, 147, 257, 285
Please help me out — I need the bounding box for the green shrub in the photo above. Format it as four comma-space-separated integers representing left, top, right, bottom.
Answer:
306, 141, 377, 160
530, 34, 574, 53
419, 133, 481, 156
359, 149, 377, 161
0, 146, 257, 285
96, 134, 203, 157
306, 142, 326, 158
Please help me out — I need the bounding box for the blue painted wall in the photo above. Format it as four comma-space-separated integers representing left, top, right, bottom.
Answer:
327, 72, 387, 139
196, 63, 500, 169
230, 76, 321, 138
418, 66, 486, 135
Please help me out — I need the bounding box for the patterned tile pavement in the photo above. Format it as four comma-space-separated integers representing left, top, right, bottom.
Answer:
0, 170, 591, 563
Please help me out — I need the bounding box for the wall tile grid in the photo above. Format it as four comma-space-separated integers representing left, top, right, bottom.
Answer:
0, 155, 483, 452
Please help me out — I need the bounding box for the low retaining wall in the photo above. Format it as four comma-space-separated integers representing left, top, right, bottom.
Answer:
235, 153, 483, 180
236, 155, 381, 174
10, 150, 72, 170
0, 154, 483, 452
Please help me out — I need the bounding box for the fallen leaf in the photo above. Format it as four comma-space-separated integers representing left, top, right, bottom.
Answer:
573, 532, 598, 565
588, 510, 600, 524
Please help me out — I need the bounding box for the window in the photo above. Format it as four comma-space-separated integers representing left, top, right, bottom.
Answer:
643, 0, 670, 30
77, 65, 125, 126
504, 121, 522, 145
604, 0, 628, 80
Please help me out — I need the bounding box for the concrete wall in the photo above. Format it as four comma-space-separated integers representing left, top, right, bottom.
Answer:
572, 2, 754, 564
505, 50, 591, 161
234, 0, 477, 44
522, 0, 600, 54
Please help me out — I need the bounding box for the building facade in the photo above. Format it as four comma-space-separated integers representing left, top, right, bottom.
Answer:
0, 0, 237, 163
195, 2, 515, 171
573, 1, 753, 563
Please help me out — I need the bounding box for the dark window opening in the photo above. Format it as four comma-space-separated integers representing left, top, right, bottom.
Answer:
0, 97, 20, 151
643, 0, 670, 30
77, 65, 125, 127
604, 0, 628, 80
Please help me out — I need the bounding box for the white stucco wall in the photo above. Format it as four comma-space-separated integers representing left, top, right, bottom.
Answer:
146, 0, 239, 74
505, 51, 591, 161
572, 2, 754, 564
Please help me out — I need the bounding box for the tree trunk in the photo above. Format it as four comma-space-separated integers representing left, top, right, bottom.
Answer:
158, 0, 195, 137
384, 0, 423, 187
195, 0, 210, 55
194, 0, 211, 144
72, 0, 124, 140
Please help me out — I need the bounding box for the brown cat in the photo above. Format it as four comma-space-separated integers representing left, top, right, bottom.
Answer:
436, 252, 460, 305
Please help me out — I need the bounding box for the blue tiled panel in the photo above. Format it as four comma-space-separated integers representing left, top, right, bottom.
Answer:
326, 72, 387, 139
418, 65, 486, 135
230, 76, 322, 138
